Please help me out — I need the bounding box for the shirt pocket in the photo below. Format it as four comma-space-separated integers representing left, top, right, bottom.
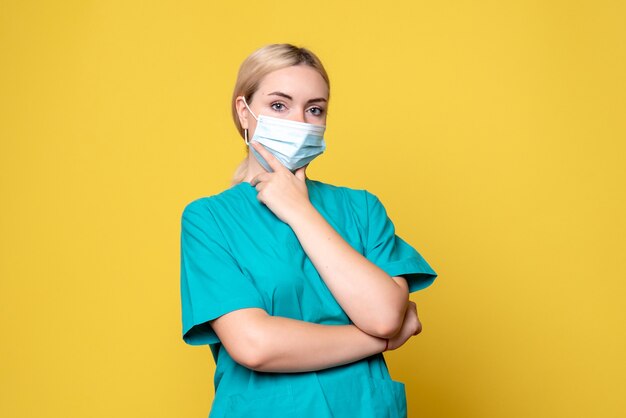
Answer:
225, 384, 296, 418
322, 374, 407, 418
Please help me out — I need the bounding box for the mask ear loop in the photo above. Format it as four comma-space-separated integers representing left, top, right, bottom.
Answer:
242, 96, 259, 120
242, 96, 257, 146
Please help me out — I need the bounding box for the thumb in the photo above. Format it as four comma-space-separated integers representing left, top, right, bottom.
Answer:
294, 166, 307, 181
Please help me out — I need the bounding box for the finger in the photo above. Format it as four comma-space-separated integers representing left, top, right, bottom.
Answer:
250, 172, 270, 187
254, 182, 267, 193
251, 141, 286, 173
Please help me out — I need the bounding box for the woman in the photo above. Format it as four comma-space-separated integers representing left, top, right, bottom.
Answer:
180, 44, 437, 418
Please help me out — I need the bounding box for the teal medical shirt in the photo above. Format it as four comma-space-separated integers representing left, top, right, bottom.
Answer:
180, 178, 437, 418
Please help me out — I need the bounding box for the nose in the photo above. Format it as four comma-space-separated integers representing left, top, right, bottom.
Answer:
287, 108, 306, 123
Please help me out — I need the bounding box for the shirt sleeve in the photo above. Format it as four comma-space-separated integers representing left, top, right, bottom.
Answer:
364, 190, 438, 293
180, 199, 266, 346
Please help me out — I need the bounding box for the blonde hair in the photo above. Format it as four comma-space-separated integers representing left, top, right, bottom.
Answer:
229, 44, 330, 186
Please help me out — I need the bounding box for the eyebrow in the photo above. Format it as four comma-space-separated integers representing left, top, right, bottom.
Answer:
267, 91, 328, 104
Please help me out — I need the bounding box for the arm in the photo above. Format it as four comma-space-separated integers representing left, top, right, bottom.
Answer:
210, 301, 422, 373
289, 207, 410, 338
248, 141, 409, 338
210, 308, 387, 373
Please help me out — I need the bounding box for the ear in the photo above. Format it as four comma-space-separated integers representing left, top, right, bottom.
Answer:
234, 96, 250, 130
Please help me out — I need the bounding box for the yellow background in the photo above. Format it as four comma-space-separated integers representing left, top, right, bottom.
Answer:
1, 1, 624, 417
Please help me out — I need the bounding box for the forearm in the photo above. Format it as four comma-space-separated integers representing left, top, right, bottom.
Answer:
254, 315, 386, 373
288, 204, 408, 337
213, 308, 387, 373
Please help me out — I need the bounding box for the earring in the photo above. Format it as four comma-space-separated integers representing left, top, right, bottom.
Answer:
244, 128, 249, 145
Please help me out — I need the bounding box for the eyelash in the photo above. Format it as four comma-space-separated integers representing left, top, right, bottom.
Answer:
308, 107, 324, 116
270, 102, 325, 117
271, 102, 287, 112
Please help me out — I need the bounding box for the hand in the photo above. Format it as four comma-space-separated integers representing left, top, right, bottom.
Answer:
249, 141, 314, 225
386, 301, 422, 351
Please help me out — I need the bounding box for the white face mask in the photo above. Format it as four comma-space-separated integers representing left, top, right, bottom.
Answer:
243, 97, 327, 173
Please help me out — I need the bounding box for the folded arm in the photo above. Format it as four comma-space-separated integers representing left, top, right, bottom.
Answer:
210, 308, 386, 373
210, 302, 421, 373
289, 205, 410, 338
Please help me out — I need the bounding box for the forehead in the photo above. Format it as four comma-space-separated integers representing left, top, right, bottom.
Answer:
257, 65, 329, 100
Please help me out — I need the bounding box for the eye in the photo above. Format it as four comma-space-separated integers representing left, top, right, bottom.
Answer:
307, 106, 325, 117
271, 102, 286, 112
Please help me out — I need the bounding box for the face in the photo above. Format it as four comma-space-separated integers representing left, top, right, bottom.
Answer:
236, 65, 329, 139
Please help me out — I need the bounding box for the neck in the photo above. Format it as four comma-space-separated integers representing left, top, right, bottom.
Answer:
241, 153, 309, 183
241, 153, 265, 183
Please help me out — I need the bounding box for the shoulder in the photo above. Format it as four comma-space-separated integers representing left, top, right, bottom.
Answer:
308, 178, 380, 210
181, 184, 245, 227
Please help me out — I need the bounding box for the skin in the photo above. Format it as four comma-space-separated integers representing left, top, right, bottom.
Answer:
210, 65, 422, 373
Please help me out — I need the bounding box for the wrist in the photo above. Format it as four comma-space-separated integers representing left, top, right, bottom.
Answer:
287, 202, 318, 228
